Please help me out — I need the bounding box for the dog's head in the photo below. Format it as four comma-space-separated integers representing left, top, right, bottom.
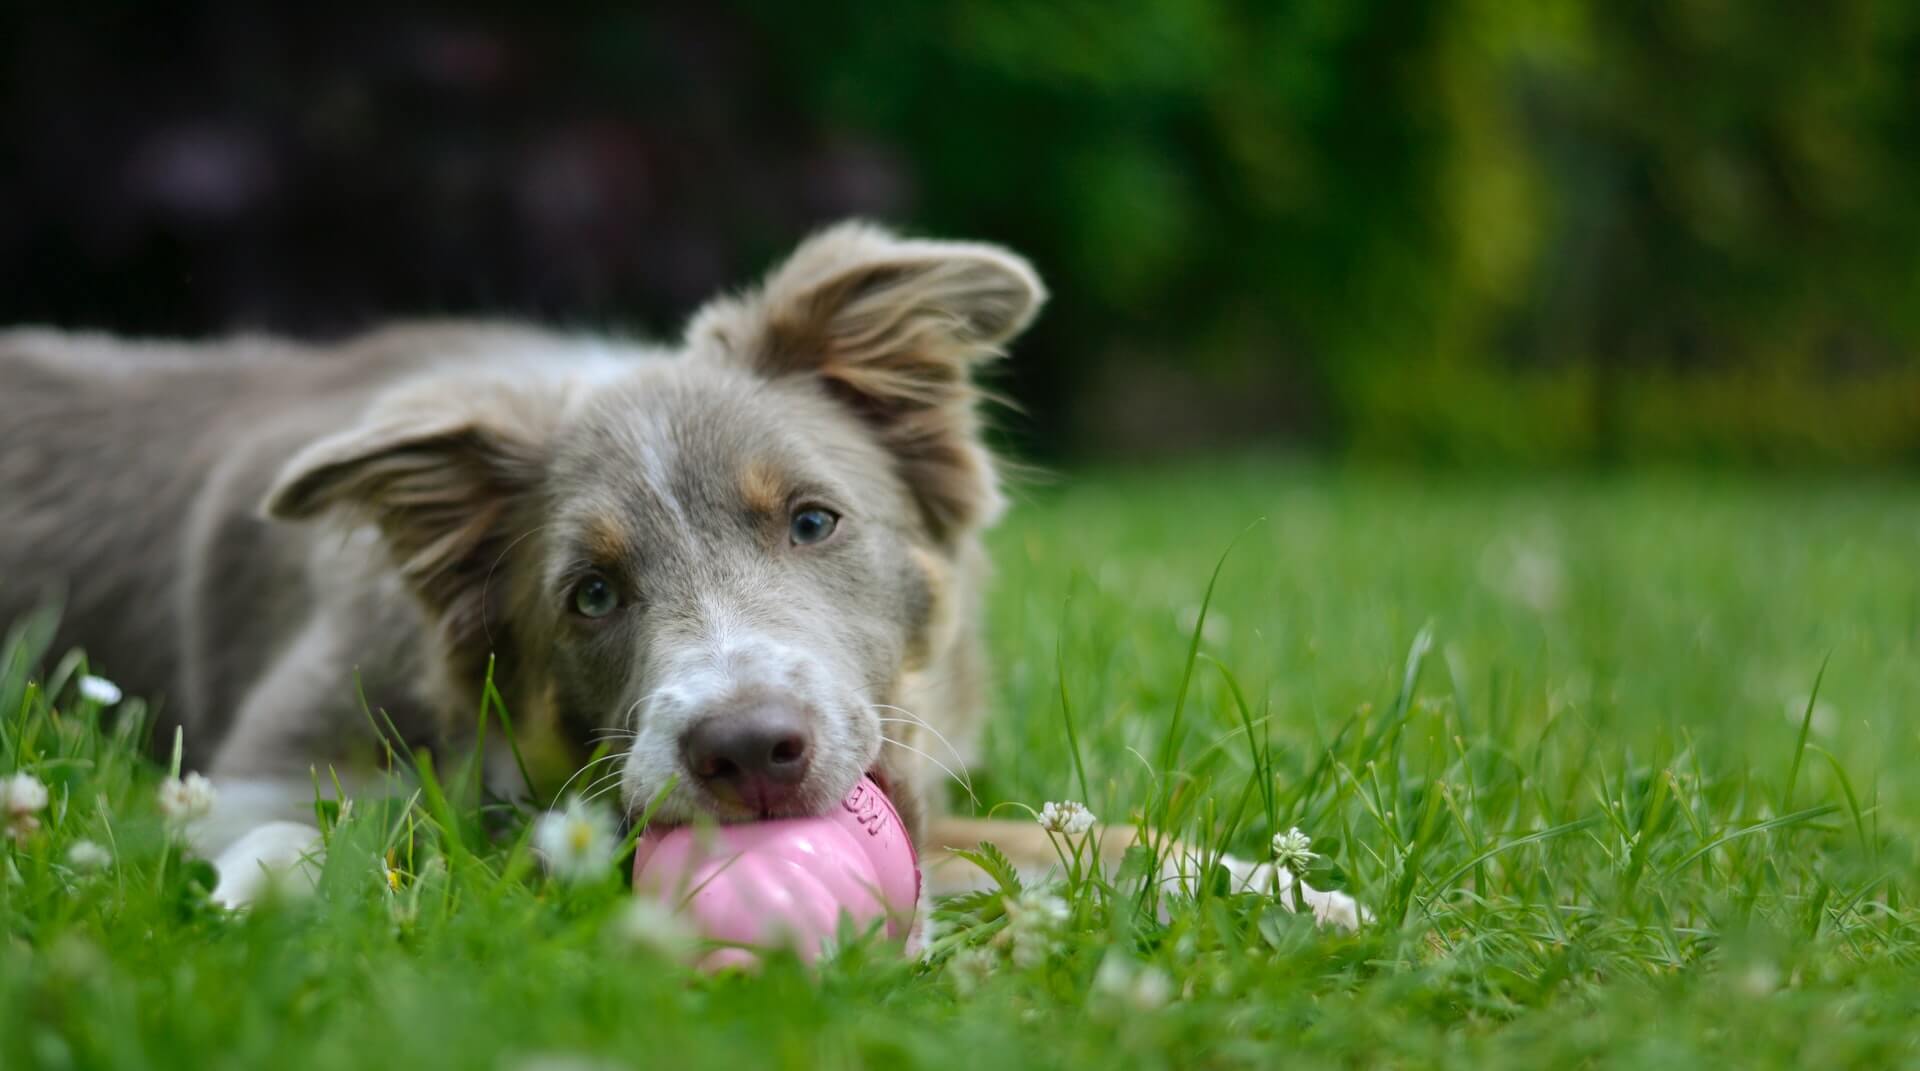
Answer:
263, 222, 1043, 826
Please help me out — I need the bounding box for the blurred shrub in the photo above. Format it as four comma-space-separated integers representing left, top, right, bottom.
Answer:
1344, 364, 1920, 465
3, 3, 1917, 463
745, 1, 1920, 463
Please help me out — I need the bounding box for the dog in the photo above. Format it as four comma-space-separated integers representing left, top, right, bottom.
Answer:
0, 221, 1359, 927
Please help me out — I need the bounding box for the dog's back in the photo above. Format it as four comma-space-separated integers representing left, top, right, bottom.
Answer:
0, 329, 448, 753
4, 332, 309, 739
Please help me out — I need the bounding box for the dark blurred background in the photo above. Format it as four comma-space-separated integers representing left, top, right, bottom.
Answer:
5, 3, 1918, 463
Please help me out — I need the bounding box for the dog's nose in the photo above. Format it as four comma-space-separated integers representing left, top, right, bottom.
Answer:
679, 703, 814, 814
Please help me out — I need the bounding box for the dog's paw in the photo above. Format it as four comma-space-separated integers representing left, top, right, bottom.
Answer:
1289, 873, 1367, 931
1185, 852, 1370, 931
209, 820, 324, 908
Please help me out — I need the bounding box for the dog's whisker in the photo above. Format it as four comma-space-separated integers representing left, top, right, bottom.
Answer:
578, 769, 628, 806
578, 765, 628, 796
587, 728, 638, 743
547, 750, 626, 804
576, 771, 622, 798
867, 702, 975, 786
872, 715, 975, 788
619, 687, 674, 733
880, 733, 979, 808
549, 756, 622, 806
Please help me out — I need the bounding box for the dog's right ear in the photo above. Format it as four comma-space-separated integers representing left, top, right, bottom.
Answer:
263, 411, 545, 646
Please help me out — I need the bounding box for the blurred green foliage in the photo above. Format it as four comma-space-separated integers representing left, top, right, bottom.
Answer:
5, 4, 1916, 462
745, 2, 1920, 462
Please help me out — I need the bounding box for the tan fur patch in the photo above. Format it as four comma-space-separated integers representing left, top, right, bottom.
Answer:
581, 513, 634, 565
739, 459, 786, 515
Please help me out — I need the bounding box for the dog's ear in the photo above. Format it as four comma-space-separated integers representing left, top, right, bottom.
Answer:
263, 410, 546, 647
687, 221, 1046, 540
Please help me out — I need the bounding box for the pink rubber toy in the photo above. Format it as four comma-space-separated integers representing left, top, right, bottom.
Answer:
632, 776, 920, 967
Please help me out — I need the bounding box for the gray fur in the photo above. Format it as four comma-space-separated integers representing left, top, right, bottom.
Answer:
0, 223, 1046, 845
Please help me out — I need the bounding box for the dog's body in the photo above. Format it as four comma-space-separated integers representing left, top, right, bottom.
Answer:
3, 324, 540, 778
2, 222, 1359, 926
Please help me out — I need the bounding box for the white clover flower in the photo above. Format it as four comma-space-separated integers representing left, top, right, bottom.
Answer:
2, 772, 49, 817
2, 772, 49, 843
947, 945, 997, 996
1037, 800, 1096, 836
66, 840, 112, 872
156, 772, 217, 826
614, 899, 697, 962
388, 897, 418, 929
1007, 888, 1069, 928
1000, 889, 1069, 968
1008, 924, 1051, 969
1130, 965, 1173, 1011
1091, 952, 1133, 997
533, 797, 618, 884
78, 675, 123, 706
1738, 961, 1781, 998
1092, 952, 1174, 1013
1271, 827, 1315, 874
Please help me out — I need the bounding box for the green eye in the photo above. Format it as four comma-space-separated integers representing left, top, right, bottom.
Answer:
571, 574, 620, 618
789, 507, 839, 546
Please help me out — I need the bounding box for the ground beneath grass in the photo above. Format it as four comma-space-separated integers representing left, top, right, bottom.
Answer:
4, 458, 1917, 1070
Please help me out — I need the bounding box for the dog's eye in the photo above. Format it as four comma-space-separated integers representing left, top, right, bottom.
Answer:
789, 507, 839, 546
570, 573, 620, 618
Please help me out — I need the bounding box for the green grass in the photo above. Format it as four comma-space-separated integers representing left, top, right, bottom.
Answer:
5, 457, 1918, 1069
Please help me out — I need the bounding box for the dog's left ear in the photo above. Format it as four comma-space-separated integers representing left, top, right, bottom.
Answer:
687, 221, 1046, 540
262, 406, 547, 648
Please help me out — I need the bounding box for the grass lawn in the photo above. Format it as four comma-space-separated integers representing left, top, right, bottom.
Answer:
4, 457, 1917, 1069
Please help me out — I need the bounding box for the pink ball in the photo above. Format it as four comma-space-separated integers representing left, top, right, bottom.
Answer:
632, 776, 921, 966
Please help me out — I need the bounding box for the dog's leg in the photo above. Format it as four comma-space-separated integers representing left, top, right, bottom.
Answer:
922, 816, 1365, 929
208, 816, 324, 907
196, 776, 325, 908
195, 618, 360, 908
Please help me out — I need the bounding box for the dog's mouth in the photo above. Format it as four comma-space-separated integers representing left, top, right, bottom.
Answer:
632, 766, 890, 831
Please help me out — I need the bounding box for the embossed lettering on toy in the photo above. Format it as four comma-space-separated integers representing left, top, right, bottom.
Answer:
843, 781, 889, 836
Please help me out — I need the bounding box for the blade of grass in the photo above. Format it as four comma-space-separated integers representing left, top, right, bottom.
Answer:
1782, 653, 1829, 813
1806, 744, 1869, 854
1430, 815, 1602, 895
1135, 519, 1260, 919
483, 661, 537, 800
413, 750, 475, 869
1203, 654, 1275, 827
1055, 587, 1092, 809
1662, 804, 1838, 878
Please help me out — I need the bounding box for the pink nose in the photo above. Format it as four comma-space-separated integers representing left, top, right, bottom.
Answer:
679, 702, 814, 815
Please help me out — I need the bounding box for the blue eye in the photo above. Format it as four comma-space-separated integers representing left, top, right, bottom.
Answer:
789, 507, 839, 546
571, 573, 620, 618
